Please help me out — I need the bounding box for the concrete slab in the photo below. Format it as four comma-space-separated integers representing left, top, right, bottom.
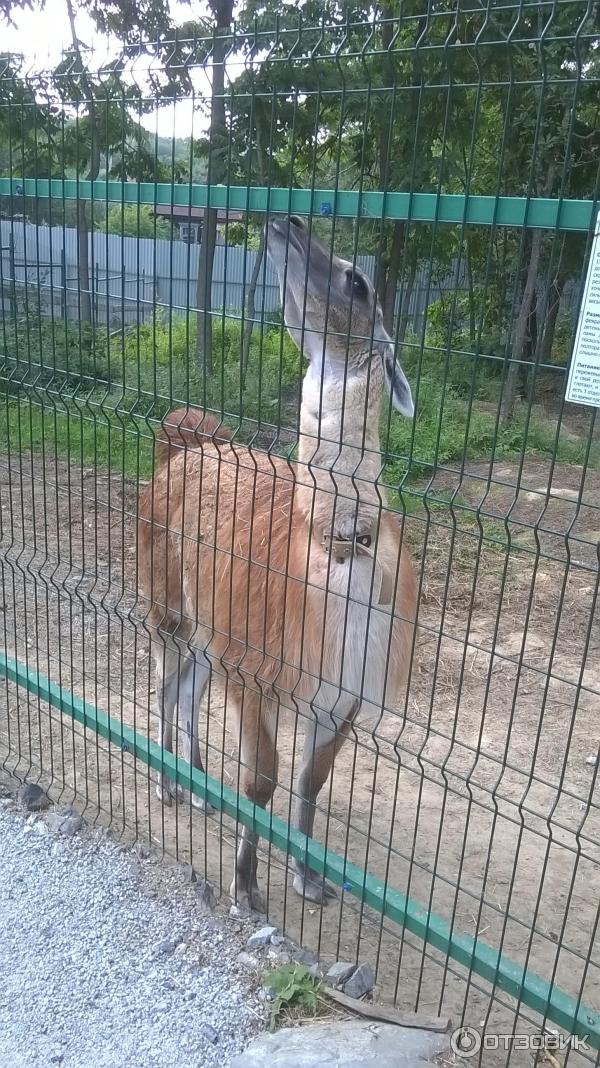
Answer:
229, 1020, 451, 1067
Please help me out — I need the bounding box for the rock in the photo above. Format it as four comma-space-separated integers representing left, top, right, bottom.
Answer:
267, 947, 291, 965
48, 808, 83, 837
17, 783, 50, 812
270, 934, 285, 947
291, 947, 318, 968
152, 939, 177, 957
325, 961, 356, 988
236, 951, 260, 971
230, 904, 251, 921
180, 863, 197, 882
342, 962, 375, 1000
229, 1021, 450, 1067
586, 754, 599, 766
201, 1023, 219, 1045
34, 821, 49, 836
247, 925, 277, 948
196, 880, 216, 909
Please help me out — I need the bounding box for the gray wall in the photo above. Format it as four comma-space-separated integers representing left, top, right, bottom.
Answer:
1, 218, 444, 333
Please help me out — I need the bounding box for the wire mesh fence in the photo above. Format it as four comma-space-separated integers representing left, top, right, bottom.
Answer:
0, 6, 599, 1065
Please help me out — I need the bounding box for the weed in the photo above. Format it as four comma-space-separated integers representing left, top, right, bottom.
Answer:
264, 964, 323, 1029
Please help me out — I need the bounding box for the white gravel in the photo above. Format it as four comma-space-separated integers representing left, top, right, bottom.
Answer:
0, 805, 264, 1068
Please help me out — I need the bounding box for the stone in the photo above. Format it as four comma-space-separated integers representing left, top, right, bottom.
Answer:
230, 904, 251, 921
267, 947, 291, 965
236, 952, 260, 971
325, 961, 356, 988
229, 1021, 450, 1068
17, 783, 50, 812
48, 808, 83, 837
201, 1023, 219, 1045
180, 863, 197, 882
291, 947, 318, 968
196, 880, 216, 909
152, 939, 177, 957
342, 962, 375, 1000
247, 926, 278, 948
270, 934, 285, 947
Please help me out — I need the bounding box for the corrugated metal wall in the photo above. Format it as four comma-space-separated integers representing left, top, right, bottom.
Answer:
1, 218, 463, 332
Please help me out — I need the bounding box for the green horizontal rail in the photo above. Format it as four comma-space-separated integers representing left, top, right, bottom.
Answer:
1, 651, 598, 1047
0, 178, 595, 232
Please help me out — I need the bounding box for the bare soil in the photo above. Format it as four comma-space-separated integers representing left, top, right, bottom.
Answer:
1, 447, 599, 1067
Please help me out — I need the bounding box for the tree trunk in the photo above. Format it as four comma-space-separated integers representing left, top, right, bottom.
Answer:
538, 278, 563, 366
466, 237, 476, 344
383, 221, 405, 333
500, 228, 543, 425
397, 254, 418, 343
66, 0, 99, 327
76, 200, 92, 323
241, 225, 266, 383
196, 0, 233, 376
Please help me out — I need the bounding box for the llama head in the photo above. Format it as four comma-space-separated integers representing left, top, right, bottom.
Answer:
267, 214, 413, 417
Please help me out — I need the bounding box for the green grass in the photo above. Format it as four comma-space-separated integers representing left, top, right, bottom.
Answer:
0, 396, 155, 480
1, 313, 597, 496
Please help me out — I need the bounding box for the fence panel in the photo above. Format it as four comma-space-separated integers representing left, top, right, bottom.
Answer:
0, 9, 599, 1065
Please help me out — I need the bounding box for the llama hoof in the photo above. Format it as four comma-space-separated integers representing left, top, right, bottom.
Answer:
293, 871, 338, 904
156, 778, 184, 805
229, 882, 267, 915
191, 793, 214, 813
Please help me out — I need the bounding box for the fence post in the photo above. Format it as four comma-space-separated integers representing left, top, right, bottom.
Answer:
9, 233, 16, 317
60, 248, 66, 320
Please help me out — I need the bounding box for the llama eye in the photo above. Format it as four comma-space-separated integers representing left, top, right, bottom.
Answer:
346, 269, 366, 296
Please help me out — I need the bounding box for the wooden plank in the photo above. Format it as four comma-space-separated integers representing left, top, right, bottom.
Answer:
323, 987, 451, 1034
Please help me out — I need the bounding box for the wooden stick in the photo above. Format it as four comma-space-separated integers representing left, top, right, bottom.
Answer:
323, 987, 451, 1034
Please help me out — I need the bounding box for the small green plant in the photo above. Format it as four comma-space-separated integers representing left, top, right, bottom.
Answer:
265, 964, 322, 1030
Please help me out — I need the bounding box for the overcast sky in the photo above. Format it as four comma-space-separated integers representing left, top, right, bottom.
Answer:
2, 0, 210, 137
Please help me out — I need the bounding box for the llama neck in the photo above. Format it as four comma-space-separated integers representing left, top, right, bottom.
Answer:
297, 358, 386, 540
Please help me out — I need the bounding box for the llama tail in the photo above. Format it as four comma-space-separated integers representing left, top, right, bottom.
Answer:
155, 407, 233, 470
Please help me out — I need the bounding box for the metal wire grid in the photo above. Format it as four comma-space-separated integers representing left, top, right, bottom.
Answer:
1, 7, 600, 1066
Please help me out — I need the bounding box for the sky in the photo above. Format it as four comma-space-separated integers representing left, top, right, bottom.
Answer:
2, 0, 210, 136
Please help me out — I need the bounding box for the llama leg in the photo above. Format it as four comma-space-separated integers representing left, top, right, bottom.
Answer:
293, 701, 359, 903
178, 652, 213, 812
229, 686, 278, 913
153, 643, 183, 805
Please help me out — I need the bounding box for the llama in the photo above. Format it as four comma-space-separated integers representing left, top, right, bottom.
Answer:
137, 215, 417, 909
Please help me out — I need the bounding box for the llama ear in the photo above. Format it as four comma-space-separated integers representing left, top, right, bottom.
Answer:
382, 348, 414, 417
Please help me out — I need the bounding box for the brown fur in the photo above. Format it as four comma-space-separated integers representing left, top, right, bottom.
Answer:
155, 407, 233, 472
137, 406, 416, 905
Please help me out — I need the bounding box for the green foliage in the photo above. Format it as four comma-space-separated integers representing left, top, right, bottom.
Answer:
95, 204, 170, 239
122, 313, 304, 426
225, 221, 262, 250
3, 314, 596, 490
382, 371, 598, 490
264, 964, 322, 1029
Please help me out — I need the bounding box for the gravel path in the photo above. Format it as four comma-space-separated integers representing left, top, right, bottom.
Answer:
0, 805, 264, 1068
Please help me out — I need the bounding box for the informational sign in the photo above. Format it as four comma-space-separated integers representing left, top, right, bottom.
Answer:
565, 208, 600, 408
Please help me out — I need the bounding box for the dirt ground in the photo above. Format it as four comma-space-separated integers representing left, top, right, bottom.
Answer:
1, 442, 599, 1067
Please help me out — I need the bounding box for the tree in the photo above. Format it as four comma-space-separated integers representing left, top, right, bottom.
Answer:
96, 203, 170, 239
195, 0, 234, 375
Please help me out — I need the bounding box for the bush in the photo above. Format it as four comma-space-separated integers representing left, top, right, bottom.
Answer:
121, 313, 304, 427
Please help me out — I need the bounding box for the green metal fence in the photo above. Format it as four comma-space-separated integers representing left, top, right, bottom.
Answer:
1, 6, 599, 1065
